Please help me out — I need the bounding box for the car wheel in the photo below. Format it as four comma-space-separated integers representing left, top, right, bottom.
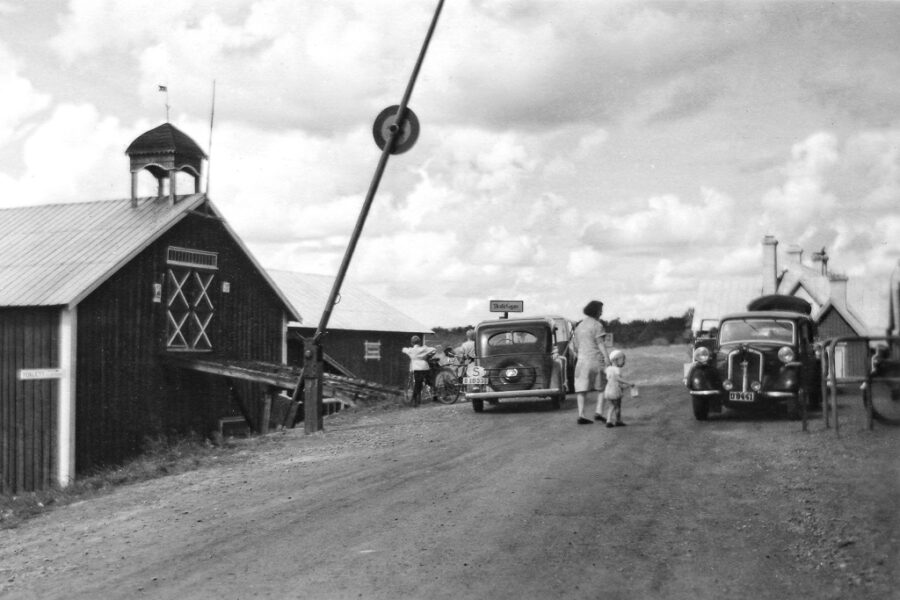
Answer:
692, 396, 709, 421
472, 399, 484, 412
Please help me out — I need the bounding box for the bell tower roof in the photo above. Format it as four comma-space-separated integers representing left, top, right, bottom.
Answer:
125, 122, 206, 205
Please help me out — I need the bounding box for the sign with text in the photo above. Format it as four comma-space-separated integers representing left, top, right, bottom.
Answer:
18, 368, 64, 380
489, 300, 524, 313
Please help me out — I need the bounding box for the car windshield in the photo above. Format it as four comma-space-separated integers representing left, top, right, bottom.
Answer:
719, 319, 795, 344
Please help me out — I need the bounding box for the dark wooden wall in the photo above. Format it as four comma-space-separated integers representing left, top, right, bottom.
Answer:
75, 209, 287, 473
0, 307, 58, 493
817, 307, 868, 378
288, 328, 423, 388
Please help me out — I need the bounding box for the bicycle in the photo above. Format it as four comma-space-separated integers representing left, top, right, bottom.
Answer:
403, 348, 466, 405
431, 347, 472, 405
403, 369, 435, 406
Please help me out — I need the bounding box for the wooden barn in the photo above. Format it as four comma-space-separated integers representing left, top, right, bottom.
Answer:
268, 271, 430, 388
0, 123, 301, 493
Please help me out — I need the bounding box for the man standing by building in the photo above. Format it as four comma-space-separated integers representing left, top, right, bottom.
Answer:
403, 335, 435, 407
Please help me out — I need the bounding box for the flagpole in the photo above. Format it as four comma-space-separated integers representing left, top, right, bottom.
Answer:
159, 84, 170, 122
206, 80, 216, 195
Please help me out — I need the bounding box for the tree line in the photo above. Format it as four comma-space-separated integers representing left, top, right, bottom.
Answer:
433, 309, 694, 348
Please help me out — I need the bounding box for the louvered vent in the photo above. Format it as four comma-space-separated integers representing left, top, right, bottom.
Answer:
167, 246, 218, 270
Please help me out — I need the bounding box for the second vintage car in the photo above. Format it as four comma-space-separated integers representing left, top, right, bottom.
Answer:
465, 316, 568, 412
684, 294, 823, 420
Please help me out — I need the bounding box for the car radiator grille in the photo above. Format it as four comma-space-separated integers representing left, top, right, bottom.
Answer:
727, 349, 764, 391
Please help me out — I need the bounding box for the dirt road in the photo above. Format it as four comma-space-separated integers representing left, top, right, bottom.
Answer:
1, 384, 897, 600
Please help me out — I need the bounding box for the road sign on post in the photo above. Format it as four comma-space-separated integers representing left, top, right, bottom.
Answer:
489, 299, 524, 319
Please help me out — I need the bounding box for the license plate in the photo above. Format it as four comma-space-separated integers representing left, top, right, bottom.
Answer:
463, 377, 488, 385
729, 391, 755, 402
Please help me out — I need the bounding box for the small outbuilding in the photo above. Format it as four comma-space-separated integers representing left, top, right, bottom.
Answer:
268, 270, 431, 388
0, 123, 300, 493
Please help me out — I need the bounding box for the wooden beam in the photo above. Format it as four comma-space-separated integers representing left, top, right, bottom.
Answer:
164, 355, 301, 389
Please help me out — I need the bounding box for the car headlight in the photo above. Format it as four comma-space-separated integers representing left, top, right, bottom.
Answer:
723, 379, 734, 390
693, 346, 711, 364
751, 381, 762, 392
778, 346, 795, 364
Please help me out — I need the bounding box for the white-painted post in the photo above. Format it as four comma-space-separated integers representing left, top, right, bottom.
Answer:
281, 311, 288, 365
57, 307, 77, 488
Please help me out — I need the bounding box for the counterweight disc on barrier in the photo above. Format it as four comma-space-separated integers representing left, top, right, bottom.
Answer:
373, 105, 420, 154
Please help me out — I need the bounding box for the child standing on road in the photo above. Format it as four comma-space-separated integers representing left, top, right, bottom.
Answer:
604, 350, 634, 428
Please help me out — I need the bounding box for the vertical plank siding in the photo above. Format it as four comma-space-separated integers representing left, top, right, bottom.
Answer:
289, 329, 423, 388
74, 212, 286, 475
818, 308, 868, 378
0, 308, 58, 494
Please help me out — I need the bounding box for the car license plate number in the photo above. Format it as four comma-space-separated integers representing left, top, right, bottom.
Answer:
463, 376, 488, 385
729, 391, 755, 402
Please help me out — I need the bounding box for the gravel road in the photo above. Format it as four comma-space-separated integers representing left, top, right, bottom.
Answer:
0, 384, 897, 600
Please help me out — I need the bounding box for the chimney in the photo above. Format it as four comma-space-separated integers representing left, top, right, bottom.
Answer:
762, 235, 778, 295
829, 273, 848, 307
786, 244, 803, 266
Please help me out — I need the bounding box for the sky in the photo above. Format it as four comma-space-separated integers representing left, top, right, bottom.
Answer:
0, 0, 898, 331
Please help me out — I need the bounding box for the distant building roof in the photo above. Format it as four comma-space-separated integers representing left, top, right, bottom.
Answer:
268, 270, 430, 334
0, 195, 298, 319
691, 278, 760, 331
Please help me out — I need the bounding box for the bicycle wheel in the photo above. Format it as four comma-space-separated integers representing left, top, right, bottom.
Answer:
869, 380, 900, 425
421, 382, 434, 403
433, 368, 460, 404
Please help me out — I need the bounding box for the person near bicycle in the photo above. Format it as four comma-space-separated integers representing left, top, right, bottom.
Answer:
454, 328, 477, 366
403, 335, 436, 407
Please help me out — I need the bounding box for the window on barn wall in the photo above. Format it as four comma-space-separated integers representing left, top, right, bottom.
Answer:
166, 246, 218, 351
364, 341, 381, 361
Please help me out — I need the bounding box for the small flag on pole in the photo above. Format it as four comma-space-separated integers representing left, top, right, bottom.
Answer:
158, 85, 167, 92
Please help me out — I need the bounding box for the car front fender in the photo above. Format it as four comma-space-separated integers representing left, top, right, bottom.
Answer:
686, 363, 719, 393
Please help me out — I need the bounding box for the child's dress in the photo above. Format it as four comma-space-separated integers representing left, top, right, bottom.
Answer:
604, 364, 625, 424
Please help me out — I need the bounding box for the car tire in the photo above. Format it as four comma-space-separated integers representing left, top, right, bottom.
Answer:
472, 399, 484, 413
692, 396, 709, 421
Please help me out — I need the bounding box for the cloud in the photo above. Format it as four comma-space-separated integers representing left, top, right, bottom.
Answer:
0, 43, 52, 149
0, 103, 126, 206
581, 188, 738, 252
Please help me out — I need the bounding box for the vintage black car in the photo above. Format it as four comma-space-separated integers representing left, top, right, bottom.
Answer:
464, 317, 568, 412
684, 295, 822, 420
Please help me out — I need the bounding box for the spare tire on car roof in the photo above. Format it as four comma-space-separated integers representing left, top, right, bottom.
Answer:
746, 294, 812, 315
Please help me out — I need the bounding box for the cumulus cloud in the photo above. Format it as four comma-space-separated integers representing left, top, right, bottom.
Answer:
2, 0, 900, 329
581, 188, 738, 252
0, 43, 51, 148
0, 104, 126, 206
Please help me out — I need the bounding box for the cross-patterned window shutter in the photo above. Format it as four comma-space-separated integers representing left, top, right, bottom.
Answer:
166, 247, 217, 351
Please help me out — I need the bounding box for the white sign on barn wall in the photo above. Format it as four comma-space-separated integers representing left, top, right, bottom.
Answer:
364, 341, 382, 361
18, 368, 64, 380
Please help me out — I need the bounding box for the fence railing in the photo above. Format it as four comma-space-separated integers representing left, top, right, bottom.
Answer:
822, 335, 900, 432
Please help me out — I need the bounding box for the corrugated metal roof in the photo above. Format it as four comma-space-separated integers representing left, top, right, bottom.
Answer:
268, 270, 430, 334
0, 195, 300, 322
691, 278, 761, 331
0, 195, 209, 306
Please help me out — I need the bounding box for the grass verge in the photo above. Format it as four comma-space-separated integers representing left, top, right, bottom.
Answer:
0, 432, 290, 530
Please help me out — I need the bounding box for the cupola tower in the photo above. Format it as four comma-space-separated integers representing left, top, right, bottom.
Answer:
125, 123, 207, 206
